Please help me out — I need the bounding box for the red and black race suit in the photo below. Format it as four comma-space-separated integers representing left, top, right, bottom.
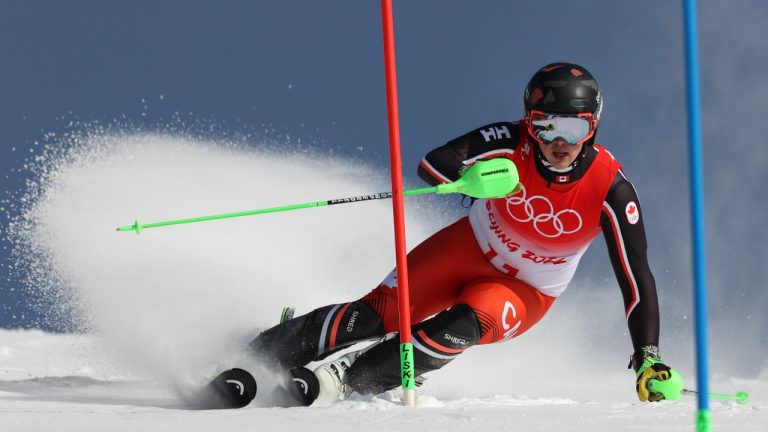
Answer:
417, 120, 660, 351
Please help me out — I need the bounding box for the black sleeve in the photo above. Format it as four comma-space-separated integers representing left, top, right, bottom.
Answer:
417, 121, 520, 185
600, 171, 660, 352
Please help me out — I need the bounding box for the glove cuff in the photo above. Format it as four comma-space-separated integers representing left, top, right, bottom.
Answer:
629, 344, 661, 372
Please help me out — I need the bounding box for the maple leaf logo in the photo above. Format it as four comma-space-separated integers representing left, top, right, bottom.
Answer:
625, 201, 640, 225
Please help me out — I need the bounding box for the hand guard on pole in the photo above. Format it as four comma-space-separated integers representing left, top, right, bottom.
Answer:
633, 347, 684, 402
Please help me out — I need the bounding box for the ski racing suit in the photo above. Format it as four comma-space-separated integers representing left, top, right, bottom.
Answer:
250, 119, 660, 396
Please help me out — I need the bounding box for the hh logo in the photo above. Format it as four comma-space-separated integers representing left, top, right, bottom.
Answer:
480, 125, 511, 142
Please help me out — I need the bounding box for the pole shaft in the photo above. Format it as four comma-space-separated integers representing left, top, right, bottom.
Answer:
117, 187, 437, 233
683, 0, 711, 427
684, 389, 744, 401
140, 201, 327, 228
380, 0, 415, 406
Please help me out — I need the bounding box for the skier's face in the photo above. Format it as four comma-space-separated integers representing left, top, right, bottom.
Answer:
537, 138, 583, 169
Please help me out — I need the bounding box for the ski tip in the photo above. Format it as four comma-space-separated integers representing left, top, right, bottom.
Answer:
280, 307, 296, 323
193, 368, 257, 409
288, 366, 320, 407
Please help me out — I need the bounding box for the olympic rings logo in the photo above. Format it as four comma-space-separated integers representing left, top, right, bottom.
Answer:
505, 185, 583, 238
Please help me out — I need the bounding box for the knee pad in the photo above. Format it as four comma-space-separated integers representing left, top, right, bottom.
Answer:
325, 300, 385, 351
249, 300, 384, 369
411, 304, 481, 370
347, 304, 481, 395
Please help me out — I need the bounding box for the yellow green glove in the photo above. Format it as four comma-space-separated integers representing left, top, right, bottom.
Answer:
635, 357, 684, 402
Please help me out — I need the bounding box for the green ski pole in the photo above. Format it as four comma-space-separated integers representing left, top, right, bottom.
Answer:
647, 378, 750, 404
116, 158, 519, 235
682, 388, 750, 404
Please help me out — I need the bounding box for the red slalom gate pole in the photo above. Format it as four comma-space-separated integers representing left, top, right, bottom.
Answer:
380, 0, 416, 406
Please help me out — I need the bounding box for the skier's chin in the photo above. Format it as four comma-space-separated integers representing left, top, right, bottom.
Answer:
547, 153, 574, 169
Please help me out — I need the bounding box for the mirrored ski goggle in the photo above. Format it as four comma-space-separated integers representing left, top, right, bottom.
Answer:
527, 111, 596, 146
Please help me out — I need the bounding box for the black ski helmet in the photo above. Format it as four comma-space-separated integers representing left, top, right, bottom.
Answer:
524, 62, 603, 121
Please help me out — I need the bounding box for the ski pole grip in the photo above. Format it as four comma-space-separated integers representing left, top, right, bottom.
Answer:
436, 158, 519, 199
646, 369, 684, 401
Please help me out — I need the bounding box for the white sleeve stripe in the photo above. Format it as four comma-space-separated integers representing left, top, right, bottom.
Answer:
419, 158, 452, 183
602, 202, 641, 319
462, 149, 515, 165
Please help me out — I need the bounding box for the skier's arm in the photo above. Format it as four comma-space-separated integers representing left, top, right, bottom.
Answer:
600, 172, 660, 355
601, 172, 684, 402
417, 122, 520, 185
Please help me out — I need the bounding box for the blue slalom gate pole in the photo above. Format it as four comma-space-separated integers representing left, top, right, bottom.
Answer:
682, 1, 711, 431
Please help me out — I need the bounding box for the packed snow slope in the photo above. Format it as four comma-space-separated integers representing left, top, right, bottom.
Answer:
1, 330, 765, 432
2, 132, 766, 431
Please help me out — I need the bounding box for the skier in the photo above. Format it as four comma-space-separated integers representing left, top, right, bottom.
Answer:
250, 62, 682, 405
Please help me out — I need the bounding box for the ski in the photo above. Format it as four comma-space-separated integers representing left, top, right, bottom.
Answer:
193, 367, 257, 409
190, 307, 321, 408
285, 366, 321, 406
280, 306, 295, 323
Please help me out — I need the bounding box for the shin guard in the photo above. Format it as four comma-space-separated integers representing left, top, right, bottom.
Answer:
249, 301, 385, 370
346, 304, 481, 395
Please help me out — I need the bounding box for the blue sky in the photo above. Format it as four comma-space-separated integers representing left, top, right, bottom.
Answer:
1, 1, 692, 173
1, 1, 766, 371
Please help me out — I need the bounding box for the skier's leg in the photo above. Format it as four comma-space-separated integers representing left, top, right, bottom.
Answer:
249, 300, 385, 370
345, 303, 482, 395
345, 277, 555, 395
250, 217, 483, 371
